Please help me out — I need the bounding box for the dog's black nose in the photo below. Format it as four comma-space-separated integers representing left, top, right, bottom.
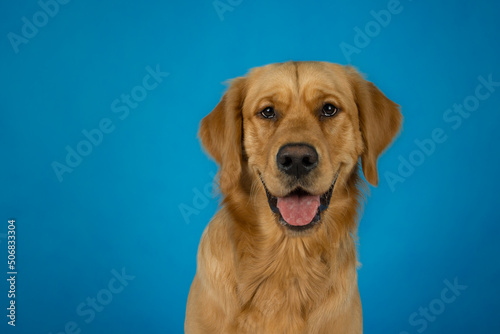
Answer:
277, 143, 318, 178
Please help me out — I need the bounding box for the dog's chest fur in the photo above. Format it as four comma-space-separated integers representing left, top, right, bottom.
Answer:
232, 224, 353, 332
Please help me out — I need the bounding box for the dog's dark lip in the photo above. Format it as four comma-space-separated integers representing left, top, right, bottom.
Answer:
258, 171, 340, 232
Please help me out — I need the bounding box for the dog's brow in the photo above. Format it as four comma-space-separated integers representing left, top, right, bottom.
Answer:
305, 89, 343, 106
255, 93, 291, 109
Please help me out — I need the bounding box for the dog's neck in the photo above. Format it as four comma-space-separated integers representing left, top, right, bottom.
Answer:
222, 167, 363, 322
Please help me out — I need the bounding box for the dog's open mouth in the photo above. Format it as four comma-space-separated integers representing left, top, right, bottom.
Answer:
259, 172, 339, 231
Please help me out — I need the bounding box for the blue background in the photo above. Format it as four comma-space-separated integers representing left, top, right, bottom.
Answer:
1, 0, 499, 333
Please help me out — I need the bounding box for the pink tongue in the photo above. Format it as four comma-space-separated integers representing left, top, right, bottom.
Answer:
276, 194, 320, 226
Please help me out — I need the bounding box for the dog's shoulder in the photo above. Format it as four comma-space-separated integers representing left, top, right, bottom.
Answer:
197, 208, 236, 286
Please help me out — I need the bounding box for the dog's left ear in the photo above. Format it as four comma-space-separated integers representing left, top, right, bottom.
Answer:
346, 67, 402, 186
199, 77, 247, 194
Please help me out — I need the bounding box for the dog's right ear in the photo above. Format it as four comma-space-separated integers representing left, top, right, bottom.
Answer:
199, 77, 247, 194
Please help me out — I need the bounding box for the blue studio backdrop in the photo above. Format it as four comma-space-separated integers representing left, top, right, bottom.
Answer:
1, 0, 500, 333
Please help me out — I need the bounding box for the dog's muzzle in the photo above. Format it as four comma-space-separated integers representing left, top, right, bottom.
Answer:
259, 170, 340, 232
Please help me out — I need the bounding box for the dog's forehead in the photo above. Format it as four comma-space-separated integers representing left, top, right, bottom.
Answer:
245, 62, 352, 103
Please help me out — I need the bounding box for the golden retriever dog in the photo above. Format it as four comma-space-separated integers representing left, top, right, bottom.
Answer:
185, 61, 401, 333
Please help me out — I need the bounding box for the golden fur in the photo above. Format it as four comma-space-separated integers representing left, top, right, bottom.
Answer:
185, 61, 402, 333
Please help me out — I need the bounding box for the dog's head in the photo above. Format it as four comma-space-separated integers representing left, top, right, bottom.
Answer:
199, 61, 401, 233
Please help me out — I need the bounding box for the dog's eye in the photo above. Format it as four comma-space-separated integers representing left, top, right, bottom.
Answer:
260, 107, 276, 119
321, 103, 339, 117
